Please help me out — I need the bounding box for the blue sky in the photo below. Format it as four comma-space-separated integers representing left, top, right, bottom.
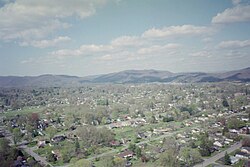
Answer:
0, 0, 250, 76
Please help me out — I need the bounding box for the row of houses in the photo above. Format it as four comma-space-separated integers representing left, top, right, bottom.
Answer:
108, 118, 147, 129
230, 147, 250, 165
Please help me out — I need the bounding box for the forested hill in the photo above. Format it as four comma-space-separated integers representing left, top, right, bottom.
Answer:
0, 67, 249, 87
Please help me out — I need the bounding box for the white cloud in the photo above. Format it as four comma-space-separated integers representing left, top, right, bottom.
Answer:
98, 54, 114, 61
51, 44, 113, 57
79, 44, 113, 52
190, 51, 212, 58
218, 40, 250, 49
202, 37, 213, 43
232, 0, 241, 5
111, 36, 145, 47
0, 0, 107, 42
137, 44, 181, 55
50, 24, 212, 64
20, 36, 71, 48
0, 20, 70, 41
212, 5, 250, 24
97, 51, 137, 62
142, 25, 213, 38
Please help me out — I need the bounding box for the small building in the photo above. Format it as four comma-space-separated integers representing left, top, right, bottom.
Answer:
230, 156, 240, 164
117, 150, 134, 159
137, 132, 147, 139
241, 147, 250, 154
37, 140, 47, 148
109, 140, 121, 147
51, 150, 61, 160
229, 129, 239, 134
52, 135, 66, 143
235, 152, 250, 159
213, 141, 223, 148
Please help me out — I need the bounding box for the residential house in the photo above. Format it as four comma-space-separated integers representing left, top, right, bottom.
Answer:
109, 140, 121, 147
230, 156, 240, 164
52, 135, 66, 143
213, 141, 223, 148
51, 150, 61, 160
235, 152, 250, 159
117, 150, 134, 159
241, 147, 250, 154
37, 140, 49, 148
137, 132, 147, 139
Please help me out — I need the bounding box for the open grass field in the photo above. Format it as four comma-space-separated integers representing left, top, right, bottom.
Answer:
2, 106, 44, 118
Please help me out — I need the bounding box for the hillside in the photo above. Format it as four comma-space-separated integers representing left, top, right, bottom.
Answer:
0, 67, 249, 87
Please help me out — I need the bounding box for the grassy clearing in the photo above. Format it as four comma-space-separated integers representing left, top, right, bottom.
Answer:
3, 106, 44, 118
113, 126, 135, 140
132, 160, 160, 167
27, 141, 37, 147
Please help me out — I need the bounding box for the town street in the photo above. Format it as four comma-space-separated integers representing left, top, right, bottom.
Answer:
194, 142, 242, 167
19, 144, 52, 167
0, 125, 52, 167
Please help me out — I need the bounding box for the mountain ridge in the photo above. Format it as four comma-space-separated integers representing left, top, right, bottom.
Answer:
0, 67, 249, 87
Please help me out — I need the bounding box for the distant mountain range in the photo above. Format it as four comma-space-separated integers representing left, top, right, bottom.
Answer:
0, 67, 250, 87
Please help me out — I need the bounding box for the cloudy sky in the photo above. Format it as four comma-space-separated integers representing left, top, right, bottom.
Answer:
0, 0, 250, 76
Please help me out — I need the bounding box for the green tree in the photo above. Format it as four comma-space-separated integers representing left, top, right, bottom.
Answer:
159, 137, 179, 167
198, 132, 213, 156
61, 143, 74, 163
101, 156, 114, 167
47, 153, 56, 162
25, 124, 35, 141
179, 147, 201, 166
75, 139, 80, 152
113, 157, 126, 167
191, 148, 202, 164
62, 152, 71, 163
101, 117, 108, 125
222, 99, 229, 107
159, 149, 179, 167
222, 126, 229, 136
0, 138, 17, 167
77, 126, 114, 149
28, 113, 40, 128
179, 147, 192, 166
163, 116, 174, 122
135, 146, 142, 158
149, 115, 157, 124
224, 152, 231, 165
13, 128, 22, 145
242, 136, 250, 147
227, 117, 245, 129
46, 126, 57, 140
128, 143, 136, 152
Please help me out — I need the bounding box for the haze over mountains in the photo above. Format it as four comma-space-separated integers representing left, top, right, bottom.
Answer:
0, 67, 249, 87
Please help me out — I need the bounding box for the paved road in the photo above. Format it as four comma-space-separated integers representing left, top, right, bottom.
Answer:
0, 125, 52, 167
193, 142, 242, 167
20, 145, 53, 167
87, 148, 118, 161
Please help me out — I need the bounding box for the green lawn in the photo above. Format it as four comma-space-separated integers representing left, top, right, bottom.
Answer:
113, 126, 136, 140
33, 145, 53, 157
3, 106, 44, 118
27, 141, 37, 147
